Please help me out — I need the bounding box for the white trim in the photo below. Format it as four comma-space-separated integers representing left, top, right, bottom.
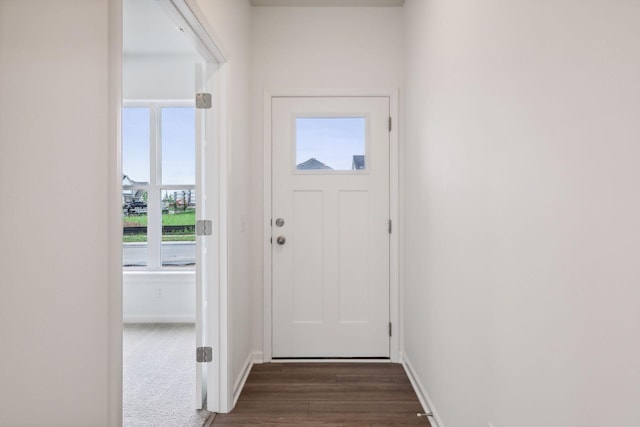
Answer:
397, 92, 405, 374
262, 89, 400, 363
123, 315, 195, 323
252, 351, 265, 364
262, 92, 273, 362
270, 358, 392, 363
159, 0, 229, 63
388, 90, 400, 363
402, 353, 445, 427
214, 63, 233, 413
232, 353, 254, 407
269, 88, 400, 97
108, 0, 124, 426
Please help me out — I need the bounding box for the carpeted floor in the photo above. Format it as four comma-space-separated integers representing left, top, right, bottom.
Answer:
123, 323, 211, 427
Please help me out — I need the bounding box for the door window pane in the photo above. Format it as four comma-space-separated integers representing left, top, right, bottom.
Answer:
161, 107, 195, 185
296, 117, 366, 171
122, 190, 148, 267
122, 108, 150, 183
161, 189, 196, 267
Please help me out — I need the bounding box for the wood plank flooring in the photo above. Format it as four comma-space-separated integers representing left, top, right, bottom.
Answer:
211, 363, 431, 426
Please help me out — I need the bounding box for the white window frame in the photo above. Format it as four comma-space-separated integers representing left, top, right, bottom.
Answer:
122, 99, 196, 270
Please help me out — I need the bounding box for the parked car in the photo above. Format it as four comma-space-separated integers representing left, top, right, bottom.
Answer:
124, 200, 147, 214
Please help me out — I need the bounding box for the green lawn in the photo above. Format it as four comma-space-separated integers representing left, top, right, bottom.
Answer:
123, 210, 196, 243
123, 235, 195, 243
123, 210, 195, 227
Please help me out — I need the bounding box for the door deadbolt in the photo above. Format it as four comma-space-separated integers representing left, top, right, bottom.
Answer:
276, 236, 286, 245
275, 218, 285, 227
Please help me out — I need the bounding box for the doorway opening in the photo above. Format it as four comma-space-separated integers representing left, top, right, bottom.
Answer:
120, 0, 228, 423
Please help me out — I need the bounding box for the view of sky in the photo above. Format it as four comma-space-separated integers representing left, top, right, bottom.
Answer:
161, 108, 195, 184
122, 108, 150, 183
296, 117, 366, 170
122, 107, 195, 185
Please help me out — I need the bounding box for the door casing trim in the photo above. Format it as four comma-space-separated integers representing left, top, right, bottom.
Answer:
262, 89, 400, 363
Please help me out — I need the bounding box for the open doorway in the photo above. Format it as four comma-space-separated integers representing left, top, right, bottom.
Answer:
121, 0, 227, 424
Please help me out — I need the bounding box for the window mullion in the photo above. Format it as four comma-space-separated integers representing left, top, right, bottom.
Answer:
147, 105, 161, 269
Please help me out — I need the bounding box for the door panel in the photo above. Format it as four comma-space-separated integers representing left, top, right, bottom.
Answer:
194, 63, 206, 410
338, 190, 369, 323
272, 96, 390, 358
195, 62, 219, 410
292, 190, 324, 323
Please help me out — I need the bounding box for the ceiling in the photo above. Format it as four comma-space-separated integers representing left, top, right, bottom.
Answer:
123, 0, 200, 56
123, 0, 404, 55
250, 0, 405, 6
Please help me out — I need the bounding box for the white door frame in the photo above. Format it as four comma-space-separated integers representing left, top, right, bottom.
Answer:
262, 90, 400, 363
108, 0, 231, 425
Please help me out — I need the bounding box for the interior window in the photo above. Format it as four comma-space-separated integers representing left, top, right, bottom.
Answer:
122, 103, 195, 269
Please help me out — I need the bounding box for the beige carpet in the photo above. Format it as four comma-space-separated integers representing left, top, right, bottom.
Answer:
123, 323, 211, 427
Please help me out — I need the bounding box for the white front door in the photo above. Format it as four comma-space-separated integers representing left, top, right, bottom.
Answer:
272, 96, 390, 358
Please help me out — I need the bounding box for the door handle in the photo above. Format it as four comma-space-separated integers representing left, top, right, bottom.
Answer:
276, 236, 286, 245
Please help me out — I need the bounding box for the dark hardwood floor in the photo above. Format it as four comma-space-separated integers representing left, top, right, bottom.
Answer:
210, 362, 431, 426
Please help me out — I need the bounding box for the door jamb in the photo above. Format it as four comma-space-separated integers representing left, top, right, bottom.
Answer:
108, 0, 123, 424
262, 90, 400, 363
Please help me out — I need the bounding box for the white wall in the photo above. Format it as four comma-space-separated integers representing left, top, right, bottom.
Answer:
402, 1, 640, 427
250, 4, 404, 357
123, 54, 200, 99
195, 0, 254, 397
0, 1, 111, 426
123, 272, 196, 323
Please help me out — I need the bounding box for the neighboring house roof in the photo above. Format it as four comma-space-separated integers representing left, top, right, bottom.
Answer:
123, 174, 149, 186
352, 155, 365, 170
297, 158, 332, 170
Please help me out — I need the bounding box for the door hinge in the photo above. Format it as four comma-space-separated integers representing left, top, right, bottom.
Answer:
196, 93, 212, 109
388, 116, 392, 132
389, 322, 392, 337
196, 220, 213, 236
388, 219, 392, 234
196, 347, 213, 363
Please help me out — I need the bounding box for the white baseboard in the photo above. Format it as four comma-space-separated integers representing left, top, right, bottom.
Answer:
402, 353, 445, 427
252, 351, 264, 364
123, 315, 195, 323
269, 358, 392, 363
232, 352, 254, 407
